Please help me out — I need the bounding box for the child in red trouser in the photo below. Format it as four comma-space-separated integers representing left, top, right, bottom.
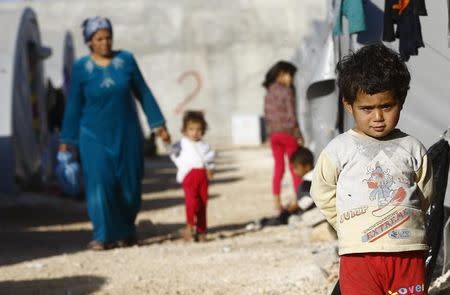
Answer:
263, 61, 304, 212
270, 132, 302, 196
170, 111, 215, 242
182, 168, 209, 235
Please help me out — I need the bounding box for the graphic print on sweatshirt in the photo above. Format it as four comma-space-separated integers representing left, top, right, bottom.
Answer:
364, 161, 407, 217
320, 130, 429, 253
360, 151, 411, 243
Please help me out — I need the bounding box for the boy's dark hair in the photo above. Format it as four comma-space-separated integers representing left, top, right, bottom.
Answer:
181, 110, 208, 134
289, 146, 314, 167
336, 43, 411, 105
262, 60, 297, 89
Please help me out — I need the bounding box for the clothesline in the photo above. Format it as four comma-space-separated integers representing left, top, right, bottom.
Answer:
423, 41, 450, 64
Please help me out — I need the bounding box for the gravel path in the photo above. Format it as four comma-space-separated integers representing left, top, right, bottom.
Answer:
0, 147, 341, 295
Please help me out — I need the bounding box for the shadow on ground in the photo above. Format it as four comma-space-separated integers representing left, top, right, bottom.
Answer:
0, 275, 106, 295
0, 199, 89, 228
0, 152, 245, 266
138, 220, 254, 245
0, 229, 91, 266
140, 193, 220, 212
142, 155, 240, 194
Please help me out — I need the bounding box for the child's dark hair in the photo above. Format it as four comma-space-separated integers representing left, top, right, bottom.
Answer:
262, 60, 297, 89
336, 43, 410, 105
289, 146, 314, 167
182, 110, 208, 134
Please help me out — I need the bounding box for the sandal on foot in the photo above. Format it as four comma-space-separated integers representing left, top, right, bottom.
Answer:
179, 227, 194, 242
87, 240, 107, 251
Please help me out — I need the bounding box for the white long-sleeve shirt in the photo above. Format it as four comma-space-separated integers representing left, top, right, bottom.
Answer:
170, 137, 215, 183
311, 129, 433, 255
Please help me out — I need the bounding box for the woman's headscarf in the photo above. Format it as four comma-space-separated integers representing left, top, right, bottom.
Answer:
82, 17, 113, 43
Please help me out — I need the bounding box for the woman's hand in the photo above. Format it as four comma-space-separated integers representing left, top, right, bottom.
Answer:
155, 125, 171, 144
297, 137, 304, 146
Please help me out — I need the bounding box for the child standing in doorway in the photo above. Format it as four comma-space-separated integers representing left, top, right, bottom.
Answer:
263, 61, 304, 212
311, 44, 433, 294
170, 111, 215, 242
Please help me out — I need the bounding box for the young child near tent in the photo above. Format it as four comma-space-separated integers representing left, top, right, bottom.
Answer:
263, 61, 304, 213
311, 43, 433, 295
170, 111, 215, 242
283, 146, 315, 217
248, 146, 315, 228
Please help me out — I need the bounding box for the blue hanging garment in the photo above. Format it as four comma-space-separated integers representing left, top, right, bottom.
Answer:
55, 151, 82, 196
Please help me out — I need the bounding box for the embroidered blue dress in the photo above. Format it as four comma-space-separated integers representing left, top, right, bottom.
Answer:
60, 50, 165, 243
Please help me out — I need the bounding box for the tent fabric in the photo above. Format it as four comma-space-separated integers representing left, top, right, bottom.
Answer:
293, 0, 339, 156
448, 0, 450, 47
443, 209, 450, 274
425, 139, 450, 285
0, 8, 51, 194
12, 9, 48, 182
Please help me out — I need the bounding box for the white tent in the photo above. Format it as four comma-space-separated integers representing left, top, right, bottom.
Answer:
0, 7, 70, 194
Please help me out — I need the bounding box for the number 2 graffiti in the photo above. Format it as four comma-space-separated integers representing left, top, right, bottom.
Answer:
174, 70, 202, 115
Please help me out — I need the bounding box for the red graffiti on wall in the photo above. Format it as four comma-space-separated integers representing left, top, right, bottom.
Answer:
174, 70, 202, 115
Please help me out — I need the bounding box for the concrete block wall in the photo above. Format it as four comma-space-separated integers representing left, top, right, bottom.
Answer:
1, 0, 326, 146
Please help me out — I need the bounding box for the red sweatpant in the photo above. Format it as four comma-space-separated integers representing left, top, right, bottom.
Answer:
270, 132, 302, 195
340, 251, 427, 295
182, 169, 209, 233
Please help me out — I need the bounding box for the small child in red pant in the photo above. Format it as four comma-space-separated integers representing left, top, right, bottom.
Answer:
170, 111, 215, 242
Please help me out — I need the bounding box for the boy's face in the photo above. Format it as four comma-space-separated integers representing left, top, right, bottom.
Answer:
293, 163, 312, 178
184, 121, 203, 142
343, 90, 402, 139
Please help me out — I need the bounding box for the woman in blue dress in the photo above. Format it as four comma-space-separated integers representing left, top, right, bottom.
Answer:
59, 17, 171, 250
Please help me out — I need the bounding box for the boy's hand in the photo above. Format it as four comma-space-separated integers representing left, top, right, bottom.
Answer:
207, 170, 214, 180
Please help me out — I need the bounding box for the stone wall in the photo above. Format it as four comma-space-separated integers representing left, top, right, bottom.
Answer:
1, 0, 326, 145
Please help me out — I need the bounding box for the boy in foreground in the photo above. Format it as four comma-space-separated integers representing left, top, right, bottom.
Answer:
311, 44, 433, 294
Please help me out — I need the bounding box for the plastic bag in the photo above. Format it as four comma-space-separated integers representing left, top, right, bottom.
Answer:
55, 151, 82, 196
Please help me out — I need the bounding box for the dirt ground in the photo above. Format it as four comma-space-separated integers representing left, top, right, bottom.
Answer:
6, 146, 450, 294
0, 146, 340, 294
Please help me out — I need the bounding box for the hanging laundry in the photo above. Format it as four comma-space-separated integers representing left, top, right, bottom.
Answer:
392, 0, 410, 15
333, 0, 366, 35
383, 0, 427, 60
